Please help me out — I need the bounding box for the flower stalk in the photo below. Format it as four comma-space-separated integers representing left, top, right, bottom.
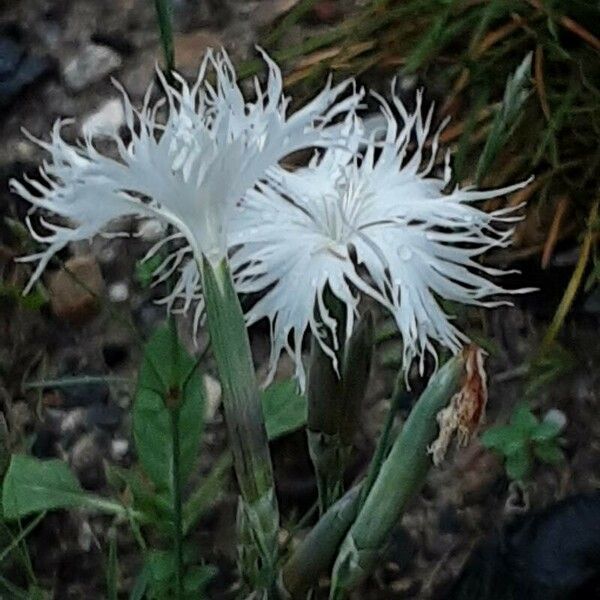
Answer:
168, 407, 184, 600
330, 353, 467, 598
199, 256, 279, 594
281, 486, 362, 598
307, 310, 373, 514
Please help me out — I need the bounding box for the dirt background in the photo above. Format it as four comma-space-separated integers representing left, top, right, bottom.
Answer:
0, 1, 599, 598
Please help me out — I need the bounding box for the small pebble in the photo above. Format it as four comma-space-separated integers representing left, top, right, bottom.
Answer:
81, 98, 124, 137
70, 432, 105, 490
48, 255, 105, 325
102, 343, 129, 368
543, 408, 567, 432
203, 374, 222, 420
137, 218, 165, 241
111, 438, 129, 461
108, 281, 129, 303
63, 44, 122, 92
85, 402, 122, 431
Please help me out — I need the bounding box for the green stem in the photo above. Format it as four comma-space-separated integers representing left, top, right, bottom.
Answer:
169, 408, 184, 600
359, 374, 404, 507
281, 486, 362, 599
0, 511, 46, 565
154, 0, 175, 79
330, 355, 466, 597
200, 256, 278, 593
307, 307, 373, 515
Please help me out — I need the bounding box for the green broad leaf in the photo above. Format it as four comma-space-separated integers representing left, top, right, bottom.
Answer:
2, 455, 93, 519
533, 441, 565, 465
261, 379, 307, 440
2, 455, 128, 520
505, 447, 533, 481
133, 325, 205, 494
531, 420, 562, 442
510, 404, 539, 435
0, 282, 47, 311
481, 425, 525, 455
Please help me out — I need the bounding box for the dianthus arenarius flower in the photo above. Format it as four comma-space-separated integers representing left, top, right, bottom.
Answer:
10, 49, 361, 330
230, 91, 532, 388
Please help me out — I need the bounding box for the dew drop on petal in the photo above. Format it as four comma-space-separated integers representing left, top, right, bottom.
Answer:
399, 246, 412, 260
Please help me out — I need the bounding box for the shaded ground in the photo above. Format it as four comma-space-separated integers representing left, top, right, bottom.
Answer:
0, 1, 599, 598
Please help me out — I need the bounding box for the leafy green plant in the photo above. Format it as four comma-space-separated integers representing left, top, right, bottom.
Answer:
482, 403, 565, 481
1, 324, 309, 598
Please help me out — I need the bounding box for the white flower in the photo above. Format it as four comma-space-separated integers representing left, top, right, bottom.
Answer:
230, 91, 532, 389
10, 49, 361, 333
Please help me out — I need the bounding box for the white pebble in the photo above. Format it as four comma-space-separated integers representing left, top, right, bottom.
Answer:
111, 438, 129, 460
81, 98, 125, 138
109, 282, 129, 303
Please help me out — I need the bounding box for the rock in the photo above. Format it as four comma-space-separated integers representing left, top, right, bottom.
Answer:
56, 374, 110, 409
171, 31, 224, 76
203, 374, 222, 420
11, 400, 33, 433
253, 0, 300, 28
31, 428, 59, 459
81, 98, 124, 137
59, 407, 89, 436
77, 519, 94, 552
0, 31, 51, 108
69, 432, 105, 490
84, 402, 123, 431
312, 1, 340, 24
543, 408, 567, 432
48, 255, 104, 325
110, 438, 129, 461
137, 218, 165, 242
108, 281, 129, 303
133, 302, 165, 336
102, 343, 128, 368
63, 44, 122, 93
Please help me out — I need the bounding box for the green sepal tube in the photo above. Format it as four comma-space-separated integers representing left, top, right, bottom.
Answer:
307, 311, 374, 514
281, 486, 362, 598
200, 256, 279, 594
329, 354, 465, 598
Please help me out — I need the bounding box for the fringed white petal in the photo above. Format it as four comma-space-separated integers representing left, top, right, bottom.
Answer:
11, 49, 361, 317
231, 92, 531, 388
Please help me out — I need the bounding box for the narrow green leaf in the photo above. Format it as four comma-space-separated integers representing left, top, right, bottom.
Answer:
476, 52, 531, 181
261, 379, 307, 440
129, 565, 150, 600
106, 531, 118, 600
183, 565, 217, 594
133, 326, 205, 494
